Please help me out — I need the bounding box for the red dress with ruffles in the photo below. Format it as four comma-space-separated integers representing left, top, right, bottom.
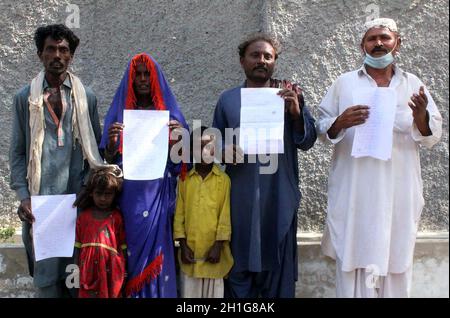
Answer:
75, 208, 126, 298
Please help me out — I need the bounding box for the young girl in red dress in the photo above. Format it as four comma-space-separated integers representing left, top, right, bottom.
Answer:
73, 167, 127, 298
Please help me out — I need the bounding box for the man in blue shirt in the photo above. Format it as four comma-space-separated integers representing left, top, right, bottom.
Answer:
212, 33, 317, 297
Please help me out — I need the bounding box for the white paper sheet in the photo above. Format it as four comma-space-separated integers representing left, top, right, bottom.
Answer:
31, 194, 77, 262
239, 88, 285, 154
123, 110, 169, 180
351, 87, 397, 160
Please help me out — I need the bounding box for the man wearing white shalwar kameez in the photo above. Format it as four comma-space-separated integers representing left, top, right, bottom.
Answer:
317, 18, 442, 298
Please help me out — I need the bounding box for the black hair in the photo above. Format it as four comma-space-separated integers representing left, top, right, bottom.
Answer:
73, 167, 123, 210
238, 32, 281, 59
34, 24, 80, 54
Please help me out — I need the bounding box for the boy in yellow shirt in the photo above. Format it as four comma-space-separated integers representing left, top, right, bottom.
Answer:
173, 126, 233, 298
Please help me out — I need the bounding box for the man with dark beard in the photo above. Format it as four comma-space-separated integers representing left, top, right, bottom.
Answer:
212, 33, 317, 297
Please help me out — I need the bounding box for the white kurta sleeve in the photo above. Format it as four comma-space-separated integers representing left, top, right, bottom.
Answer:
411, 85, 443, 149
317, 78, 347, 144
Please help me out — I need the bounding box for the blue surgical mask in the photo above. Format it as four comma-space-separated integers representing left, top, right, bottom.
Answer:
364, 50, 395, 69
364, 38, 397, 69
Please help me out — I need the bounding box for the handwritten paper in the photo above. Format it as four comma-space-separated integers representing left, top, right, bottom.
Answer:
239, 88, 285, 154
351, 87, 397, 160
123, 110, 169, 180
32, 194, 77, 262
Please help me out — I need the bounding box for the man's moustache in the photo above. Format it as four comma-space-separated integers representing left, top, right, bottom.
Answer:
371, 48, 388, 54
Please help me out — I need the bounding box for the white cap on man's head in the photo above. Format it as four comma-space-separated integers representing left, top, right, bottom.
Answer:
363, 18, 398, 35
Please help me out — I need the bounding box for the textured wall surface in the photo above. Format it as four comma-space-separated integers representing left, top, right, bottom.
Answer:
0, 0, 448, 232
265, 0, 449, 233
